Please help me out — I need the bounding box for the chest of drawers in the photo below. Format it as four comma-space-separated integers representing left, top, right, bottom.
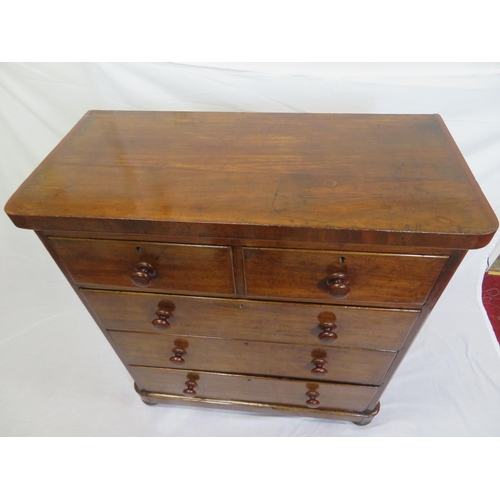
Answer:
5, 111, 497, 425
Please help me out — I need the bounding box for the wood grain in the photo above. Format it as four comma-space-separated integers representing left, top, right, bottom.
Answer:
110, 330, 396, 385
82, 289, 418, 350
131, 366, 379, 413
5, 111, 497, 248
47, 237, 235, 294
244, 247, 447, 307
37, 229, 459, 256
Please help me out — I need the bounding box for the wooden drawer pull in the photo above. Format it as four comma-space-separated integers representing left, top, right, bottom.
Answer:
318, 320, 338, 344
183, 379, 198, 396
326, 272, 350, 299
131, 262, 157, 287
152, 308, 173, 331
170, 347, 187, 365
311, 357, 328, 377
305, 390, 320, 408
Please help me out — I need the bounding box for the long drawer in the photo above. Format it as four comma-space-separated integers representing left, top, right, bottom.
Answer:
244, 247, 448, 307
83, 289, 418, 350
131, 366, 379, 413
48, 237, 235, 294
111, 330, 396, 385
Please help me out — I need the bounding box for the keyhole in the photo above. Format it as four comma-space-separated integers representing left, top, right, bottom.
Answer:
339, 256, 345, 263
136, 246, 142, 253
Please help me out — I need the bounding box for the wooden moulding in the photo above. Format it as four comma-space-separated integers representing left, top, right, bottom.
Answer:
134, 383, 381, 425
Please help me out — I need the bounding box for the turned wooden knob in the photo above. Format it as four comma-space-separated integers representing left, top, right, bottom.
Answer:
318, 319, 338, 344
306, 390, 320, 408
326, 272, 350, 299
170, 347, 187, 365
183, 379, 198, 395
311, 357, 328, 377
131, 262, 157, 287
152, 309, 173, 331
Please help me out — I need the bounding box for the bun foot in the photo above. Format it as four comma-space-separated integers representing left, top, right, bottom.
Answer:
353, 402, 380, 426
134, 382, 157, 406
354, 419, 372, 426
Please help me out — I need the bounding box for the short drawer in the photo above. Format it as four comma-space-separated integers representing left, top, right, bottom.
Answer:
111, 331, 396, 385
132, 366, 378, 413
84, 289, 418, 350
244, 248, 448, 307
48, 237, 235, 295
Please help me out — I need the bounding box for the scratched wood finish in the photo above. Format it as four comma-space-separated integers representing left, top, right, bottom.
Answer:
244, 248, 447, 307
82, 289, 418, 350
131, 366, 378, 413
110, 330, 396, 385
5, 112, 497, 249
47, 237, 235, 294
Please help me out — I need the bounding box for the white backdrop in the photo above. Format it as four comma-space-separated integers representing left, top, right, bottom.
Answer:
1, 62, 500, 436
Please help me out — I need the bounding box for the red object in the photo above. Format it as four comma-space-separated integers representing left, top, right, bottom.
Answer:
482, 273, 500, 343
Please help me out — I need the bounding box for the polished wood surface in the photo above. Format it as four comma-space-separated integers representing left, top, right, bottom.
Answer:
5, 112, 497, 249
136, 385, 381, 423
47, 237, 235, 294
244, 248, 447, 307
110, 330, 396, 385
82, 289, 418, 350
5, 111, 498, 425
131, 366, 378, 412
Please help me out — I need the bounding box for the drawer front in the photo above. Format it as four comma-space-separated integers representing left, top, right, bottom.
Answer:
48, 237, 235, 294
111, 331, 396, 385
132, 366, 378, 413
84, 289, 418, 350
244, 248, 448, 307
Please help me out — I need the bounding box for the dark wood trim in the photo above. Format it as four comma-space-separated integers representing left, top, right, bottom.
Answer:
231, 245, 245, 295
11, 215, 495, 249
37, 229, 456, 255
35, 231, 458, 256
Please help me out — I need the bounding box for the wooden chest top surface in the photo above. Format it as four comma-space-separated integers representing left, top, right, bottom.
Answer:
5, 111, 497, 248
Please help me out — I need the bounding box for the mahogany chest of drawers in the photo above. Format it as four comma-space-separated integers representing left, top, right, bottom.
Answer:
5, 111, 498, 425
